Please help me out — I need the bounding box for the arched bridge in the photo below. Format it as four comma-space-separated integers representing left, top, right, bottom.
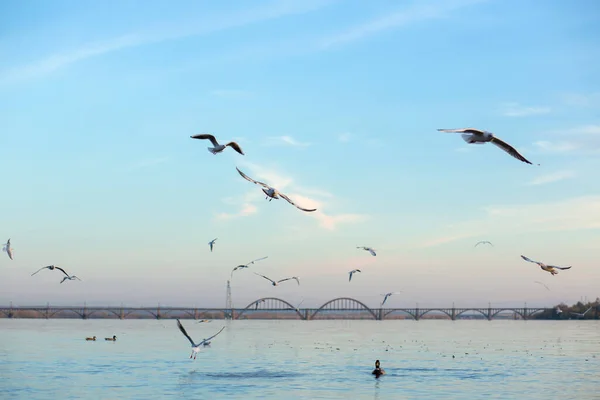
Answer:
0, 300, 556, 321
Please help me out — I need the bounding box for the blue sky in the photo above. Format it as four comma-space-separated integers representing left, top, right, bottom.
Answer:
1, 0, 599, 309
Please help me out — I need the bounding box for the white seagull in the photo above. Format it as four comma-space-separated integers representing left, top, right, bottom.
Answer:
208, 238, 218, 252
438, 128, 534, 164
254, 299, 266, 310
349, 269, 361, 282
534, 281, 550, 291
2, 239, 13, 260
357, 246, 376, 256
521, 255, 572, 276
474, 241, 493, 247
231, 256, 268, 278
176, 319, 225, 360
60, 275, 82, 284
380, 292, 402, 306
570, 307, 593, 319
31, 265, 70, 277
236, 167, 317, 212
190, 134, 244, 155
254, 272, 300, 286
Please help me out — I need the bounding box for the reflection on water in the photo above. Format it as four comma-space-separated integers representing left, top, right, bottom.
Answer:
1, 319, 599, 399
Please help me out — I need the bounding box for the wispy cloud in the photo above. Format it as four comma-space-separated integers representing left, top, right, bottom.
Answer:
215, 203, 258, 220
236, 161, 369, 230
264, 135, 312, 147
127, 156, 170, 170
319, 0, 487, 49
527, 171, 575, 186
533, 125, 600, 155
415, 195, 600, 248
0, 0, 334, 85
500, 102, 551, 117
562, 92, 600, 108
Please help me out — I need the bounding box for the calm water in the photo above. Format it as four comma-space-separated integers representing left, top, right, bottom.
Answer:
1, 319, 599, 399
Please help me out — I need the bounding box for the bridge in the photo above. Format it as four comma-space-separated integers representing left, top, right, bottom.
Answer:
0, 298, 560, 320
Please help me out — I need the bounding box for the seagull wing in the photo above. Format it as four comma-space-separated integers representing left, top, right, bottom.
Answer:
54, 267, 70, 277
201, 326, 226, 344
490, 137, 533, 164
225, 142, 245, 155
248, 256, 268, 265
547, 265, 571, 270
254, 273, 276, 284
177, 319, 197, 346
368, 248, 376, 256
279, 192, 317, 212
73, 276, 82, 281
277, 277, 293, 284
293, 277, 300, 285
521, 255, 540, 265
534, 281, 550, 291
190, 134, 219, 146
235, 167, 270, 188
349, 271, 353, 282
31, 266, 50, 276
438, 128, 485, 135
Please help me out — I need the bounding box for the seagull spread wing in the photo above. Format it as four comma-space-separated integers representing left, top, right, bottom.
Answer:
54, 266, 70, 277
490, 137, 533, 164
254, 273, 276, 284
177, 319, 197, 347
277, 277, 294, 284
225, 142, 245, 155
248, 256, 268, 265
31, 266, 50, 276
534, 281, 550, 291
438, 128, 485, 135
521, 255, 540, 265
236, 167, 270, 188
367, 248, 376, 256
547, 265, 572, 270
278, 192, 317, 212
190, 134, 219, 147
201, 326, 226, 344
292, 277, 300, 285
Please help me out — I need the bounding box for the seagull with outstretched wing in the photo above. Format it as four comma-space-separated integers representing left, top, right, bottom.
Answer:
254, 272, 299, 286
31, 265, 70, 277
176, 319, 225, 359
357, 246, 376, 256
190, 134, 244, 155
2, 239, 13, 260
231, 256, 268, 278
521, 255, 572, 275
380, 292, 402, 306
349, 269, 361, 282
208, 238, 218, 252
475, 241, 493, 247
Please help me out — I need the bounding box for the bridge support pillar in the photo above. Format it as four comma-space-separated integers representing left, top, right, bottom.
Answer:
45, 303, 50, 319
304, 309, 310, 320
487, 307, 492, 321
378, 308, 383, 321
451, 307, 456, 321
8, 302, 13, 318
156, 306, 161, 320
120, 308, 124, 320
415, 308, 420, 321
194, 308, 198, 320
523, 308, 528, 320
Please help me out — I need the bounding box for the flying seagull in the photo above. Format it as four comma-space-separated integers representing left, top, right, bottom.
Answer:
254, 299, 266, 310
2, 239, 13, 260
357, 246, 376, 256
190, 134, 244, 155
521, 255, 572, 276
60, 275, 82, 284
254, 272, 299, 286
380, 292, 401, 306
208, 238, 218, 252
31, 265, 70, 277
349, 269, 361, 282
534, 281, 550, 291
235, 167, 316, 212
570, 307, 593, 319
176, 319, 225, 360
231, 256, 268, 278
438, 128, 534, 164
474, 241, 493, 247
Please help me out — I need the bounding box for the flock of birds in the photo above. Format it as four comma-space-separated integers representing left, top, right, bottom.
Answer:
1, 127, 587, 360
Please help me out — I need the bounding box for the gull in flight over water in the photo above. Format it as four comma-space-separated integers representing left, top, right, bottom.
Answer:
208, 238, 218, 252
292, 298, 304, 312
357, 246, 376, 256
438, 128, 535, 165
380, 292, 401, 306
474, 241, 493, 247
254, 273, 300, 286
534, 281, 550, 291
254, 299, 266, 310
521, 255, 572, 276
190, 134, 244, 155
31, 265, 70, 277
349, 269, 361, 282
236, 167, 317, 212
570, 307, 593, 319
60, 275, 82, 284
231, 256, 268, 278
2, 239, 13, 260
176, 319, 225, 360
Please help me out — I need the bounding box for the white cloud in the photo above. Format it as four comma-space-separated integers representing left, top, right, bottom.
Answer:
319, 0, 487, 49
562, 92, 600, 108
235, 161, 369, 230
527, 171, 575, 186
533, 125, 600, 155
500, 102, 551, 117
416, 195, 600, 248
215, 203, 258, 220
0, 0, 334, 85
264, 135, 311, 147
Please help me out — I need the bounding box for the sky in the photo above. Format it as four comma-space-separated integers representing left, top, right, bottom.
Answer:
1, 0, 599, 310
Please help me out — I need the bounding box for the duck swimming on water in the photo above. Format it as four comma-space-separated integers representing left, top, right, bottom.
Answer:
372, 360, 385, 378
105, 335, 117, 341
86, 336, 96, 341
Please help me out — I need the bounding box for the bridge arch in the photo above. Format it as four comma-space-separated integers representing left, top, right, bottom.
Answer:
49, 308, 84, 319
311, 297, 377, 320
383, 309, 417, 320
122, 309, 159, 319
455, 309, 489, 319
490, 308, 525, 319
419, 309, 453, 320
86, 309, 121, 319
236, 298, 303, 319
